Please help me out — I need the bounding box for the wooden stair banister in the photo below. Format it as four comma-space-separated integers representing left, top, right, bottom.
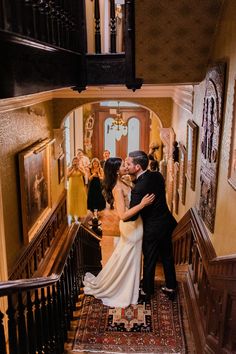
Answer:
0, 223, 102, 354
172, 207, 236, 354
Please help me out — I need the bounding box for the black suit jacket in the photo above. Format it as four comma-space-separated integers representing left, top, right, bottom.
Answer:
129, 170, 176, 240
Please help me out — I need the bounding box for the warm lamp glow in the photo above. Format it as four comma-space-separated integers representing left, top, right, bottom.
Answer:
108, 101, 128, 140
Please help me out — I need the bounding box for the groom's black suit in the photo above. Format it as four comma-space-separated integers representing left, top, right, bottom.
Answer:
129, 170, 177, 296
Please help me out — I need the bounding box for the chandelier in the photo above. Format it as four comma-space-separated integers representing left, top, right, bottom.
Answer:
108, 101, 128, 141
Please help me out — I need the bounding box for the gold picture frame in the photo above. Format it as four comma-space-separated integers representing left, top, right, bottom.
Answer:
178, 143, 187, 204
186, 120, 198, 191
18, 140, 51, 244
228, 78, 236, 190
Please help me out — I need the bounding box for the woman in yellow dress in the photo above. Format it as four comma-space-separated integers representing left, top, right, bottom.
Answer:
67, 156, 87, 221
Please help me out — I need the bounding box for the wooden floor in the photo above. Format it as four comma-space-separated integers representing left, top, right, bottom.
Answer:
65, 206, 196, 353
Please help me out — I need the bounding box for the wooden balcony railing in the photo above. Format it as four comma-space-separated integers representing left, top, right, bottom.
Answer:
172, 208, 236, 354
0, 0, 83, 52
0, 223, 102, 354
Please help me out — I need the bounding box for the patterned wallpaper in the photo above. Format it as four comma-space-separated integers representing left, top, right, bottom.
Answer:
135, 0, 224, 84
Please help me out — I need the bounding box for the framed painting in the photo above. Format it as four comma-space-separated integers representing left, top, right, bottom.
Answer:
58, 153, 65, 184
186, 120, 198, 191
18, 141, 51, 244
228, 78, 236, 190
178, 143, 187, 204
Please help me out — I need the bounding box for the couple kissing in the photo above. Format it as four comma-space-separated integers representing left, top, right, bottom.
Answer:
83, 150, 177, 307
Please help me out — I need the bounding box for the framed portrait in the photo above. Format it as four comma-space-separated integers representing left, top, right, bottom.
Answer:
18, 141, 51, 244
178, 143, 187, 204
228, 78, 236, 190
58, 154, 65, 184
186, 120, 198, 191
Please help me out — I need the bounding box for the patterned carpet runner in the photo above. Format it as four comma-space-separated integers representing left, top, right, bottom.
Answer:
72, 282, 186, 353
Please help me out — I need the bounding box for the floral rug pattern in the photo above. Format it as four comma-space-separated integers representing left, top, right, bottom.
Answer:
73, 283, 186, 353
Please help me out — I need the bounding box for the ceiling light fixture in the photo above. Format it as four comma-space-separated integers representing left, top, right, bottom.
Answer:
108, 101, 128, 141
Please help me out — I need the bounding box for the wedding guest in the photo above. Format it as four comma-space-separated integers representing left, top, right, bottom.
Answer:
100, 149, 110, 169
87, 158, 106, 216
67, 156, 87, 222
77, 148, 90, 186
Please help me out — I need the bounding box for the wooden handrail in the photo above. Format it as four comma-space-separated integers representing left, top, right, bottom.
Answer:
0, 222, 102, 354
172, 207, 236, 354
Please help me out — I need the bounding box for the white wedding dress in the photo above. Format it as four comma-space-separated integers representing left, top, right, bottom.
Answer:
83, 192, 143, 308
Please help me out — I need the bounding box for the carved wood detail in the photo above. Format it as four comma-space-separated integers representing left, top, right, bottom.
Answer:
9, 192, 67, 280
173, 208, 236, 354
160, 128, 175, 211
199, 62, 226, 232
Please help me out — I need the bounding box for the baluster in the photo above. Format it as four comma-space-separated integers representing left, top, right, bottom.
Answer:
47, 286, 56, 352
0, 1, 4, 29
64, 265, 71, 329
1, 0, 13, 31
54, 0, 62, 47
17, 291, 29, 354
63, 7, 70, 49
38, 0, 47, 42
59, 7, 66, 48
11, 0, 24, 34
68, 254, 75, 313
53, 0, 61, 47
23, 0, 34, 37
59, 273, 68, 339
35, 289, 44, 353
110, 0, 116, 53
7, 294, 18, 354
73, 244, 80, 300
26, 291, 37, 353
0, 310, 7, 354
32, 0, 40, 39
49, 0, 57, 45
94, 0, 101, 53
41, 287, 50, 352
52, 284, 61, 352
56, 280, 65, 351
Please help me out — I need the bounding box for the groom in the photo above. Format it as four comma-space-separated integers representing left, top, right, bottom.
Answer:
125, 150, 177, 302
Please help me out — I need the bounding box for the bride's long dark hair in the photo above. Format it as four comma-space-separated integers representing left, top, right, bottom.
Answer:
102, 157, 122, 206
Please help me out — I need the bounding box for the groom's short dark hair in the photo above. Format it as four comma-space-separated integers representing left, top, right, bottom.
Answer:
129, 150, 149, 170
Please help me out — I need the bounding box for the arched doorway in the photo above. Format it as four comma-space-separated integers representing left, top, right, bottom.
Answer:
63, 100, 162, 163
94, 101, 150, 159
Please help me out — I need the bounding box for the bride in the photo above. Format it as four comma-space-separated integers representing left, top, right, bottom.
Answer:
83, 158, 154, 308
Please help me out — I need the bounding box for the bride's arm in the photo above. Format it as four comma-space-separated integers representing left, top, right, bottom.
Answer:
113, 187, 154, 221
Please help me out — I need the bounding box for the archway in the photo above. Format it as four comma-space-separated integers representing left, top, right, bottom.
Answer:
61, 100, 163, 165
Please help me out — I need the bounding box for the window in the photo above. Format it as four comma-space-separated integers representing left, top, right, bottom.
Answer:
104, 118, 116, 157
127, 118, 140, 154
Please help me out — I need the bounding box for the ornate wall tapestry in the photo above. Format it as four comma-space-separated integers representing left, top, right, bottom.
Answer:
186, 120, 198, 191
199, 62, 226, 232
228, 77, 236, 189
178, 143, 186, 205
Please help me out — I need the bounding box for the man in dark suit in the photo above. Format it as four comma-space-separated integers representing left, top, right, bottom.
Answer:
125, 150, 177, 302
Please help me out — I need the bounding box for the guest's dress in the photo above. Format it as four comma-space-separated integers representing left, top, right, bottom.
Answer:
67, 170, 87, 218
87, 175, 106, 212
83, 192, 143, 308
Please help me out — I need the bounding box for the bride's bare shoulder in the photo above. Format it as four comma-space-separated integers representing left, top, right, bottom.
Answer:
112, 182, 124, 194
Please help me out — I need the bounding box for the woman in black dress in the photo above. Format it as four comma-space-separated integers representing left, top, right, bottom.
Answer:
87, 158, 106, 215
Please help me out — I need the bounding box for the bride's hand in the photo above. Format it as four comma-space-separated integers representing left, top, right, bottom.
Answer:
140, 193, 155, 207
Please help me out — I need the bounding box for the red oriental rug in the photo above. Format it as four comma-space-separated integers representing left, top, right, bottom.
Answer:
72, 282, 186, 353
